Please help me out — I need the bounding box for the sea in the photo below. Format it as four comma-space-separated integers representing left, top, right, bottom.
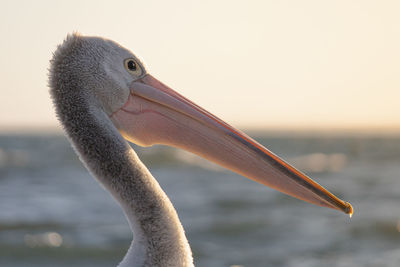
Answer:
0, 130, 399, 267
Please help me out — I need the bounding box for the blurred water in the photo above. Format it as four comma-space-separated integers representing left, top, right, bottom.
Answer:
0, 132, 400, 266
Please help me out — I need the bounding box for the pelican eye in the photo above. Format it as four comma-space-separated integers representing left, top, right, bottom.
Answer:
127, 60, 136, 71
124, 58, 142, 76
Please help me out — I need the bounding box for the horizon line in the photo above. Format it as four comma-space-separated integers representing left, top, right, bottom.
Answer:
1, 124, 400, 137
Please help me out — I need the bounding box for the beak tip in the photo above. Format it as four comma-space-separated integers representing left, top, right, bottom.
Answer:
344, 201, 354, 218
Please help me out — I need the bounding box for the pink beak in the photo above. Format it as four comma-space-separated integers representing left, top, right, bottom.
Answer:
111, 74, 353, 215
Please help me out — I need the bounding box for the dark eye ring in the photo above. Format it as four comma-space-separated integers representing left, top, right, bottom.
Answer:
127, 60, 137, 71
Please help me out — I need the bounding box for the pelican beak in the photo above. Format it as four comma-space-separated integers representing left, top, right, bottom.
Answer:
111, 74, 353, 215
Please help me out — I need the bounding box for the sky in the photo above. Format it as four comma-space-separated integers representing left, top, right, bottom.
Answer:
1, 0, 400, 131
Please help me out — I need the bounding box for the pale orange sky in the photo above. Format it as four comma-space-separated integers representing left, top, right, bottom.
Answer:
1, 0, 399, 131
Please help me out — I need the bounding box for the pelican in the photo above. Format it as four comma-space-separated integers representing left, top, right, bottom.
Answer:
49, 33, 352, 267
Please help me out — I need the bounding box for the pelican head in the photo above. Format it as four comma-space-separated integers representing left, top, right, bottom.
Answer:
50, 33, 352, 215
